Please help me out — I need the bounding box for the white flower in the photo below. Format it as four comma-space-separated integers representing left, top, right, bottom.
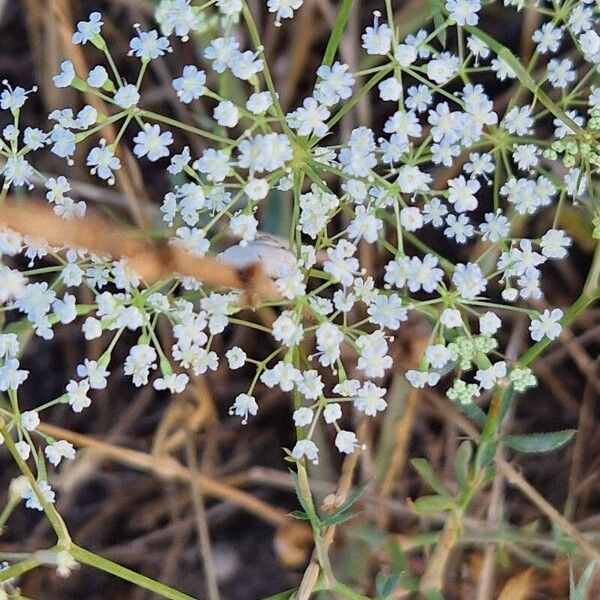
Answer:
21, 410, 40, 431
16, 441, 31, 461
292, 407, 314, 427
355, 382, 387, 416
427, 52, 459, 84
529, 309, 563, 342
260, 361, 302, 392
133, 124, 173, 161
87, 141, 121, 184
230, 213, 258, 243
315, 61, 355, 106
446, 0, 480, 26
475, 361, 507, 390
213, 100, 239, 128
0, 84, 30, 111
540, 229, 571, 259
0, 359, 28, 391
335, 430, 361, 454
297, 371, 324, 400
229, 393, 258, 424
87, 65, 108, 88
532, 23, 562, 54
82, 317, 103, 340
53, 60, 75, 88
323, 403, 342, 424
203, 36, 239, 73
272, 312, 303, 347
406, 370, 441, 388
124, 344, 157, 386
230, 50, 264, 80
452, 262, 486, 300
400, 207, 424, 231
291, 439, 319, 464
45, 440, 76, 467
172, 65, 206, 103
114, 84, 140, 109
361, 12, 392, 55
267, 0, 304, 26
72, 12, 103, 45
547, 58, 575, 89
440, 308, 462, 328
66, 379, 92, 412
52, 293, 77, 324
160, 0, 199, 40
289, 97, 330, 138
77, 359, 110, 390
22, 480, 55, 511
448, 176, 480, 213
154, 373, 189, 393
426, 344, 452, 369
226, 347, 247, 369
217, 0, 243, 16
479, 311, 501, 335
246, 91, 273, 114
129, 29, 171, 61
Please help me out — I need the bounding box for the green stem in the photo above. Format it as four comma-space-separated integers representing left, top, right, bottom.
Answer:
322, 0, 355, 67
0, 423, 71, 545
139, 109, 232, 144
0, 556, 41, 583
71, 545, 197, 600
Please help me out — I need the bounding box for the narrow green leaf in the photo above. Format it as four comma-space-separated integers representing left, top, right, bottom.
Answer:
323, 0, 355, 67
289, 510, 310, 521
375, 573, 401, 599
411, 495, 455, 515
330, 479, 370, 518
321, 510, 361, 527
411, 459, 449, 496
503, 430, 576, 454
454, 441, 472, 490
571, 560, 598, 600
289, 470, 320, 525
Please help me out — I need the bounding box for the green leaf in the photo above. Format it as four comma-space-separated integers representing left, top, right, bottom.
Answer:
321, 510, 361, 527
411, 495, 455, 515
330, 479, 370, 518
571, 561, 598, 600
503, 430, 576, 454
289, 510, 310, 521
322, 0, 355, 67
289, 470, 320, 526
476, 440, 498, 469
375, 573, 400, 599
454, 441, 472, 490
411, 459, 449, 496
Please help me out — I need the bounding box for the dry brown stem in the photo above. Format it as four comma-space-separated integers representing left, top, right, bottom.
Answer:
0, 199, 280, 302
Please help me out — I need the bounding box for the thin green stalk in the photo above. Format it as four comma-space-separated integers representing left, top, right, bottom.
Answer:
139, 109, 233, 144
0, 556, 42, 583
0, 423, 70, 545
322, 0, 355, 67
461, 25, 586, 135
71, 545, 197, 600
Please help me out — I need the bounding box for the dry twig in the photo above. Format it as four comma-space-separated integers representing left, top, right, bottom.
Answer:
0, 199, 280, 302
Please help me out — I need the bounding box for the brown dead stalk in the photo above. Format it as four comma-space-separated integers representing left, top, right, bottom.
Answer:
0, 199, 280, 302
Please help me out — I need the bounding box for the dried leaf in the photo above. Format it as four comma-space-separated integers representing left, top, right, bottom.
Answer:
497, 569, 534, 600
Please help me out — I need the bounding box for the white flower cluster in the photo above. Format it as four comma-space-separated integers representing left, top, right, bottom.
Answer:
0, 0, 598, 499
